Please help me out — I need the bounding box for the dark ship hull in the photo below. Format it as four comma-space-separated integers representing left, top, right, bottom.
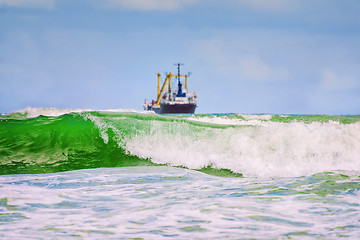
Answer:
154, 103, 197, 114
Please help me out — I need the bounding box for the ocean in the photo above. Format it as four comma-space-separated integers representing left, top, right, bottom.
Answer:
1, 108, 360, 239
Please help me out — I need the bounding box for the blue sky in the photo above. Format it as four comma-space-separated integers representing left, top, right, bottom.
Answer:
1, 0, 359, 114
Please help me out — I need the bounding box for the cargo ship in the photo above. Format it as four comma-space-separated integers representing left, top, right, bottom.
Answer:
143, 64, 197, 114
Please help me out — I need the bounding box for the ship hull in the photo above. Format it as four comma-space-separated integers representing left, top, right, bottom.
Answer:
153, 103, 196, 114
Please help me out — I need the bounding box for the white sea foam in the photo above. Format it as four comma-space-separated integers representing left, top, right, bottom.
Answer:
187, 115, 272, 126
2, 167, 360, 239
15, 107, 93, 118
126, 120, 360, 178
14, 107, 151, 118
238, 114, 273, 121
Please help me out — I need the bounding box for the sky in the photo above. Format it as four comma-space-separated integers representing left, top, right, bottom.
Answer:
1, 0, 360, 114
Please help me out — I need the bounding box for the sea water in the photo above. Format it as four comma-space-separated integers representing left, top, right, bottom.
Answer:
1, 108, 360, 239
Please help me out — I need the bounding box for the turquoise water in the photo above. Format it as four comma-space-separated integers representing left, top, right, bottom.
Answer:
1, 108, 360, 239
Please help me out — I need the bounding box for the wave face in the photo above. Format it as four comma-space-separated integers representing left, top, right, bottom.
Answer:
1, 108, 360, 177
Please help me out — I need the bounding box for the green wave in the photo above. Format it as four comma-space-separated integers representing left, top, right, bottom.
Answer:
269, 115, 360, 124
0, 113, 156, 175
206, 113, 360, 124
0, 112, 241, 176
1, 110, 359, 177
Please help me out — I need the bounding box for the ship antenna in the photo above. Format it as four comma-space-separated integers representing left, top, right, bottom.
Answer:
174, 63, 184, 84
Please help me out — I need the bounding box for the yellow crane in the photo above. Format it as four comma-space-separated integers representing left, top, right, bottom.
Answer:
155, 72, 188, 105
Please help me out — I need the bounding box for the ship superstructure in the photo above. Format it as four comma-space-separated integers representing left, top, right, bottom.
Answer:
143, 64, 197, 114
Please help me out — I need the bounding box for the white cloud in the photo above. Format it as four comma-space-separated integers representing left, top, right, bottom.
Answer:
192, 38, 290, 82
319, 69, 359, 91
0, 0, 55, 9
100, 0, 197, 11
240, 54, 289, 81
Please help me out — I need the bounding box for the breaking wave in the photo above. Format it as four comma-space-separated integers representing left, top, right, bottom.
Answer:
1, 108, 360, 177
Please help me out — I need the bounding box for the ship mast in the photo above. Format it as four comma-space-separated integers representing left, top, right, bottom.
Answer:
174, 63, 184, 85
174, 63, 185, 98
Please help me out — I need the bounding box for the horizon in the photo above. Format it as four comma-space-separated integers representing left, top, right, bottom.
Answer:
1, 106, 360, 117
